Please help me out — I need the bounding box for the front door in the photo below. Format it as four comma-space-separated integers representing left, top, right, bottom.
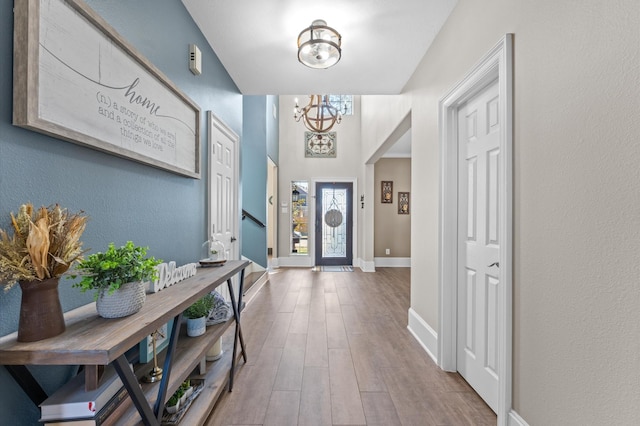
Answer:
315, 182, 353, 266
456, 80, 500, 412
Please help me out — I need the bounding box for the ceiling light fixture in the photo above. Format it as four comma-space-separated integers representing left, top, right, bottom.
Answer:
297, 20, 342, 69
294, 95, 342, 133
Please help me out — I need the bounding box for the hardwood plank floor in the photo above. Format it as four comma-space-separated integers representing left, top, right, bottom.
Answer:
206, 267, 496, 426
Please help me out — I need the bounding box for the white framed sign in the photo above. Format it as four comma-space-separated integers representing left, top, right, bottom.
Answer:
13, 0, 201, 178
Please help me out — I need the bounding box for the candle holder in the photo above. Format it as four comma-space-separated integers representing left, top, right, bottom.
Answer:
142, 328, 164, 383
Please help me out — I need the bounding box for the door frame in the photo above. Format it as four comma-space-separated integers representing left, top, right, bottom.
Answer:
438, 34, 513, 424
311, 177, 358, 267
314, 181, 354, 266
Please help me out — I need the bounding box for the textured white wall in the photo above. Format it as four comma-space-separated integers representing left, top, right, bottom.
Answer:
363, 0, 640, 423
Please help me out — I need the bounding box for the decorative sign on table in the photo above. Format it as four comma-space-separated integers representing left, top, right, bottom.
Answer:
13, 0, 201, 178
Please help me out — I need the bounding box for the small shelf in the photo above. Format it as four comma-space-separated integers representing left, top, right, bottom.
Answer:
118, 322, 240, 425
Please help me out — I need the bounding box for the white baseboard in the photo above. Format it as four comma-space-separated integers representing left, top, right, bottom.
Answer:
407, 308, 438, 364
508, 410, 529, 426
374, 257, 410, 267
274, 256, 313, 268
356, 258, 376, 272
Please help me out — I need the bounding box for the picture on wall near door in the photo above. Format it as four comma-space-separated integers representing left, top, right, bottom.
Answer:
381, 181, 393, 203
398, 192, 410, 214
305, 132, 336, 158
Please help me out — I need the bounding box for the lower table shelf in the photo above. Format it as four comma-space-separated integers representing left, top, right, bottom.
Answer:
116, 323, 243, 426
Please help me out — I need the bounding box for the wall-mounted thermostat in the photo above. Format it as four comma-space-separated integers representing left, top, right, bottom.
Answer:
189, 44, 202, 75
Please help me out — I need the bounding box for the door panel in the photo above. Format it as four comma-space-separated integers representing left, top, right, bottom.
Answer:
457, 80, 500, 412
315, 182, 353, 266
208, 112, 239, 299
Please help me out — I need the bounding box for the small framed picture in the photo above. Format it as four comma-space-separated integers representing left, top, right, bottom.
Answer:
381, 181, 393, 203
398, 192, 410, 214
139, 320, 174, 363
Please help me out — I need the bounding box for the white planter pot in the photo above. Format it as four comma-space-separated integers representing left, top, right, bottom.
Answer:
96, 281, 146, 318
186, 316, 206, 337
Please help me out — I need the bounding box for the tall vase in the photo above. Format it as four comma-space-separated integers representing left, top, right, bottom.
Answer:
18, 278, 66, 342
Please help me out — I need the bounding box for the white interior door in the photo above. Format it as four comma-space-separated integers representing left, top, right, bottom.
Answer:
208, 112, 239, 299
456, 80, 500, 412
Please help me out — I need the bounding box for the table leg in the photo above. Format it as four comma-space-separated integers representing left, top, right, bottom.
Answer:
227, 268, 246, 392
113, 355, 158, 426
5, 365, 48, 406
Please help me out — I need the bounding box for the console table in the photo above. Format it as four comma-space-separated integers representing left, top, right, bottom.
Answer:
0, 260, 250, 426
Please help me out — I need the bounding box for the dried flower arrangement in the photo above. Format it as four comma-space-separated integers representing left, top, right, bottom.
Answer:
0, 203, 88, 291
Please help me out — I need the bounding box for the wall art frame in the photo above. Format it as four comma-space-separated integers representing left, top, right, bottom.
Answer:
139, 320, 173, 364
305, 132, 336, 158
381, 181, 393, 203
398, 192, 410, 214
13, 0, 201, 178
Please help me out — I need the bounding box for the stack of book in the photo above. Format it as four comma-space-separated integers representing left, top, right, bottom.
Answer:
40, 365, 129, 425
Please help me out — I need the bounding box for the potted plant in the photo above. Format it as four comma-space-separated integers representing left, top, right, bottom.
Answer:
165, 387, 183, 414
70, 241, 162, 318
0, 203, 88, 341
184, 293, 214, 337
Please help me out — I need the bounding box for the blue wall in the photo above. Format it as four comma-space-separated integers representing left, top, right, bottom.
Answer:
0, 0, 242, 423
241, 96, 279, 267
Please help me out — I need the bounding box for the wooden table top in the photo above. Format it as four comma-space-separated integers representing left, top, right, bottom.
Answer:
0, 260, 249, 366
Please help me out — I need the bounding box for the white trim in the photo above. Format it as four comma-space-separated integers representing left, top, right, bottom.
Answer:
374, 257, 411, 267
407, 308, 438, 364
276, 255, 314, 268
438, 34, 513, 425
357, 258, 376, 272
508, 410, 529, 426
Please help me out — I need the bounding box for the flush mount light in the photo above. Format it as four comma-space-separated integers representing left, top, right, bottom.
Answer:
297, 19, 342, 69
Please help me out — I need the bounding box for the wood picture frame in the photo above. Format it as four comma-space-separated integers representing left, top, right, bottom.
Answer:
398, 192, 410, 214
381, 181, 393, 203
139, 320, 173, 364
13, 0, 201, 178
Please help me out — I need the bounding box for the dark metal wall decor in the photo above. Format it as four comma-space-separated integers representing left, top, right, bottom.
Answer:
381, 181, 393, 203
398, 192, 410, 214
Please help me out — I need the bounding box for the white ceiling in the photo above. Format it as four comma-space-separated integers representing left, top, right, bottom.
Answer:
181, 0, 457, 95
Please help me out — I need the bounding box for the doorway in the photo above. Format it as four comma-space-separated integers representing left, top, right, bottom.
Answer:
438, 34, 513, 424
315, 182, 353, 266
208, 111, 239, 299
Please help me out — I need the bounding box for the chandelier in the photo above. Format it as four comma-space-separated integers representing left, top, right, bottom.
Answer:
294, 95, 342, 133
297, 20, 342, 69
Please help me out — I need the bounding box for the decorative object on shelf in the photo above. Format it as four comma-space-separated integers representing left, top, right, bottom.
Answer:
206, 337, 224, 362
141, 326, 168, 383
297, 19, 342, 69
184, 293, 215, 337
70, 241, 162, 318
398, 192, 410, 214
0, 203, 88, 342
381, 181, 393, 203
295, 95, 342, 133
305, 131, 337, 158
200, 236, 227, 267
149, 261, 198, 293
162, 379, 205, 425
206, 291, 231, 326
140, 321, 173, 364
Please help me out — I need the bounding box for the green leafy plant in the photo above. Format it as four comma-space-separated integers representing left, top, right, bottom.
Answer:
70, 241, 161, 299
167, 387, 184, 407
184, 293, 214, 319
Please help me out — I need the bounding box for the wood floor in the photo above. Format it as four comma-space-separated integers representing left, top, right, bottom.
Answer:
205, 267, 496, 426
